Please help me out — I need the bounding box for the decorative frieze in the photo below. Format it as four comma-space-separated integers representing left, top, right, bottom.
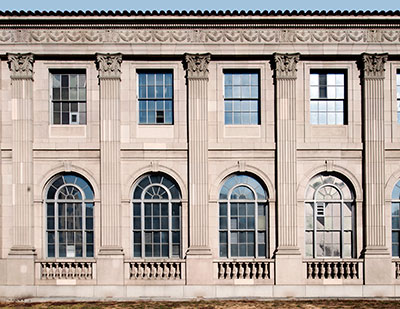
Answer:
362, 53, 388, 79
7, 53, 34, 79
2, 28, 400, 44
96, 53, 122, 79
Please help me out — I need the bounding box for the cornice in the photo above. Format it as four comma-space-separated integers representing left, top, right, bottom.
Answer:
0, 28, 400, 44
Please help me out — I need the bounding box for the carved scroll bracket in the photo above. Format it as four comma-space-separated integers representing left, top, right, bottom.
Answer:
95, 53, 122, 80
7, 53, 34, 80
183, 53, 211, 80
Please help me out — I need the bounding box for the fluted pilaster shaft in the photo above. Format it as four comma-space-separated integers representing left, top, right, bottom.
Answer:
8, 53, 35, 254
96, 53, 123, 253
274, 53, 300, 251
361, 53, 388, 250
184, 53, 211, 251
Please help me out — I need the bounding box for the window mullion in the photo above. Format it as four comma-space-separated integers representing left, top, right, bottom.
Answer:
141, 201, 145, 258
168, 201, 172, 259
227, 200, 231, 259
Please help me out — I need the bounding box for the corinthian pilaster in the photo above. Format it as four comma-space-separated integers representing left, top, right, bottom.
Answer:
362, 53, 388, 251
96, 53, 123, 255
361, 53, 391, 284
273, 53, 302, 284
7, 53, 35, 256
184, 53, 211, 255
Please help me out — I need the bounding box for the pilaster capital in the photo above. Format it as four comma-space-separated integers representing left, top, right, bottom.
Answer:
273, 53, 300, 79
95, 53, 122, 80
183, 53, 211, 80
7, 53, 34, 79
361, 53, 388, 79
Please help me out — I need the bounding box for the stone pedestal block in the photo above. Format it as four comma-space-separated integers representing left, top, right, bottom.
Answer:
7, 257, 35, 285
185, 251, 213, 285
364, 253, 392, 285
96, 255, 124, 285
274, 251, 304, 285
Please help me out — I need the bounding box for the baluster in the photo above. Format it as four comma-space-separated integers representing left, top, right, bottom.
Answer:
397, 263, 400, 279
163, 263, 169, 279
244, 262, 249, 279
251, 262, 257, 279
176, 263, 181, 279
307, 263, 312, 279
339, 262, 344, 279
218, 263, 224, 279
320, 262, 325, 279
226, 262, 232, 279
145, 263, 151, 279
351, 262, 357, 279
333, 262, 338, 279
138, 263, 144, 279
345, 262, 350, 279
326, 262, 332, 279
232, 262, 238, 279
238, 262, 244, 279
257, 262, 263, 279
156, 262, 162, 279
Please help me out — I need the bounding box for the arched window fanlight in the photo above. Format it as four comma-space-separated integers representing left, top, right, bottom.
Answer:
218, 174, 268, 258
45, 173, 94, 258
305, 173, 355, 258
132, 174, 182, 258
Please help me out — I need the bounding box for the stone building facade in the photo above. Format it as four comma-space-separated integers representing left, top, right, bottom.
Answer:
1, 10, 400, 298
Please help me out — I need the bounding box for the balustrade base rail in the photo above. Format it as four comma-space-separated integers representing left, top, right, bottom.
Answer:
214, 260, 274, 283
305, 259, 363, 282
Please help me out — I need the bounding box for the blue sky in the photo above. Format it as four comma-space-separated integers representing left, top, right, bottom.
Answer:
0, 0, 397, 12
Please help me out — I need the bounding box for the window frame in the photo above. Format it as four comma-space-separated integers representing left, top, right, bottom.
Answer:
132, 174, 182, 259
391, 180, 400, 257
305, 174, 356, 259
45, 174, 95, 259
309, 69, 348, 126
49, 69, 87, 126
223, 69, 260, 125
218, 174, 269, 259
137, 70, 174, 125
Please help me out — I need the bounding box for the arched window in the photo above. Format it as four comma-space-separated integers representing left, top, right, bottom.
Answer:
392, 180, 400, 256
219, 174, 268, 258
132, 174, 182, 258
305, 173, 355, 258
46, 173, 94, 258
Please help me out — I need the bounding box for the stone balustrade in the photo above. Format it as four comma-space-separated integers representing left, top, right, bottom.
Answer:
38, 261, 95, 280
128, 261, 185, 280
305, 260, 362, 280
215, 260, 273, 280
393, 259, 400, 279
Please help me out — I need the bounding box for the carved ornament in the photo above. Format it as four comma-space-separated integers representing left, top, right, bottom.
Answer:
2, 28, 400, 44
95, 53, 122, 79
7, 53, 34, 79
362, 53, 388, 79
274, 53, 300, 79
183, 53, 211, 79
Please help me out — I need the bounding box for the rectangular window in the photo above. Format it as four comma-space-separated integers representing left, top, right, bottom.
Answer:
397, 71, 400, 123
51, 70, 87, 125
310, 70, 346, 125
224, 71, 259, 125
138, 71, 173, 124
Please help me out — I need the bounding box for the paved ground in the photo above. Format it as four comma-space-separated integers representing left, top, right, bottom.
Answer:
1, 300, 400, 309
